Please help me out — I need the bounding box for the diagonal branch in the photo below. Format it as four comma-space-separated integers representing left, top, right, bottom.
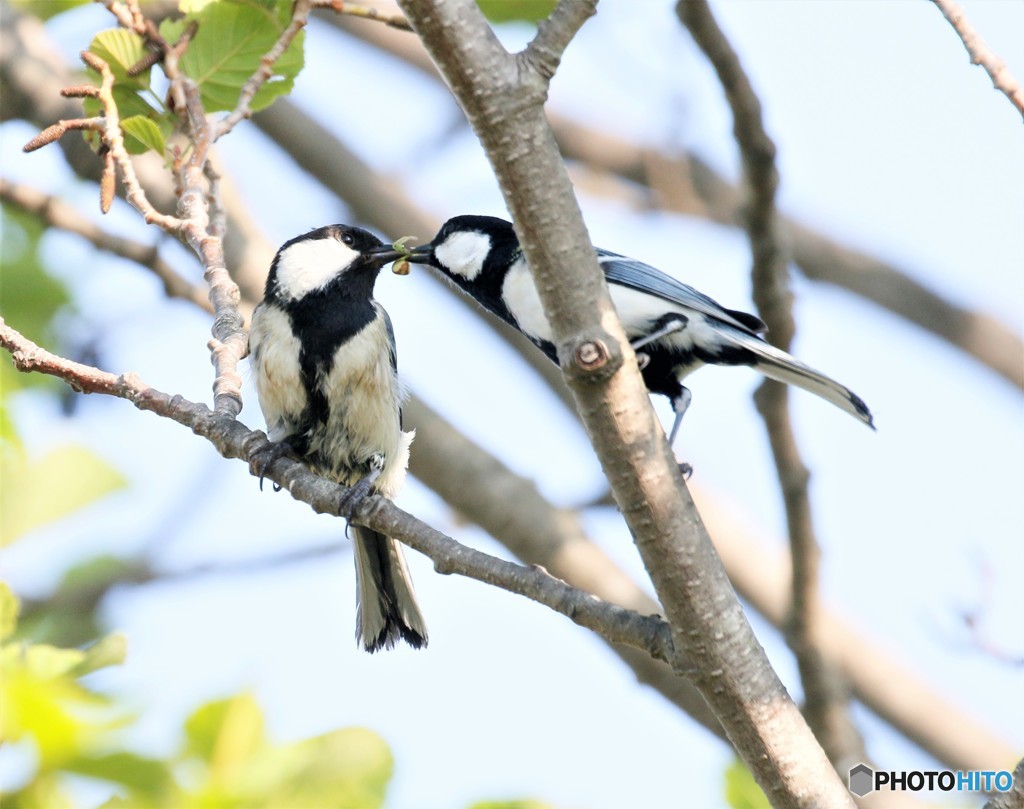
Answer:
398, 1, 853, 806
930, 0, 1024, 121
0, 318, 673, 662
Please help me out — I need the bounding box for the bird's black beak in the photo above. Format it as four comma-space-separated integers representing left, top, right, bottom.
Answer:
403, 244, 435, 264
365, 244, 407, 265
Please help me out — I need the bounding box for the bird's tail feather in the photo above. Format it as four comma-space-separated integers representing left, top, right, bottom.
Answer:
719, 327, 875, 428
352, 525, 428, 652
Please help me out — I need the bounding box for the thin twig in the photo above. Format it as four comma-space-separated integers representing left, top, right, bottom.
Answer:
75, 51, 183, 230
0, 179, 213, 314
677, 0, 864, 772
0, 318, 674, 662
146, 14, 247, 416
931, 0, 1024, 121
213, 0, 313, 140
312, 0, 414, 32
98, 0, 146, 35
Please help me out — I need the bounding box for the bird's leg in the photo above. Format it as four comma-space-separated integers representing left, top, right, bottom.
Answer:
250, 437, 298, 492
630, 318, 686, 352
669, 387, 694, 479
338, 454, 384, 520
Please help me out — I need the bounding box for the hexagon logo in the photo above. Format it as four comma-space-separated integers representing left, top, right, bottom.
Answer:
849, 763, 874, 797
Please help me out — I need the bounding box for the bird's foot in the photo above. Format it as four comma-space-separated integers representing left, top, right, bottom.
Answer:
250, 438, 297, 492
338, 457, 384, 520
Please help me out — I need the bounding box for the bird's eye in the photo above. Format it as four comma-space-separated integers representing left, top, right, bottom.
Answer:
341, 232, 354, 246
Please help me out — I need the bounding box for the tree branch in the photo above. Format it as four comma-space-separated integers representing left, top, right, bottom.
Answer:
0, 318, 673, 661
983, 755, 1024, 809
522, 0, 598, 80
930, 0, 1024, 121
678, 0, 864, 772
404, 395, 726, 738
398, 1, 853, 805
311, 0, 414, 32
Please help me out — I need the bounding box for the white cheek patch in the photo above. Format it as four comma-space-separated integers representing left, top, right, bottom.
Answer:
275, 238, 360, 300
434, 230, 491, 280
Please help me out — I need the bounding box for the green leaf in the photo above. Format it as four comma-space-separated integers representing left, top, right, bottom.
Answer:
0, 444, 127, 546
0, 582, 19, 641
724, 758, 771, 809
89, 29, 152, 88
6, 643, 86, 680
266, 727, 393, 809
71, 632, 127, 676
18, 557, 142, 648
0, 402, 19, 451
160, 0, 305, 113
476, 0, 557, 23
64, 752, 172, 794
121, 115, 168, 155
184, 693, 266, 771
469, 801, 555, 809
0, 206, 71, 394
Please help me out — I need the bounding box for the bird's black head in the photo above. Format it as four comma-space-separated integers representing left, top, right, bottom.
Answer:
405, 215, 520, 285
264, 224, 404, 303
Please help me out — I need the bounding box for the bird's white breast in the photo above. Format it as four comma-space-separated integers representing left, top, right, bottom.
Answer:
248, 303, 306, 440
502, 256, 552, 342
315, 309, 411, 496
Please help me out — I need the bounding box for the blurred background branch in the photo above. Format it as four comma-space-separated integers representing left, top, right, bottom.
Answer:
678, 0, 865, 773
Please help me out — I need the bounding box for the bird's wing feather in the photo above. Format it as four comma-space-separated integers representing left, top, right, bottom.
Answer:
597, 250, 767, 335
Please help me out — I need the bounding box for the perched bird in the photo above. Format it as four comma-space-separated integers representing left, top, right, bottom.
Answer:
405, 215, 873, 443
248, 224, 427, 652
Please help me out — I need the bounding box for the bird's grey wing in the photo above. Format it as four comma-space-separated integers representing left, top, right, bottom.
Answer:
597, 249, 767, 335
379, 304, 403, 429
